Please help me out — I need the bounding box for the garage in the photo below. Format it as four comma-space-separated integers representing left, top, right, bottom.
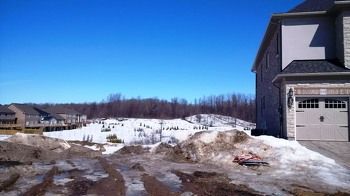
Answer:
296, 97, 349, 141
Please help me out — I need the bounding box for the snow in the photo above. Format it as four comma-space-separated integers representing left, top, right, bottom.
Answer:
102, 144, 125, 155
0, 135, 12, 141
186, 114, 254, 129
255, 135, 336, 164
44, 115, 251, 145
84, 144, 100, 151
254, 135, 350, 187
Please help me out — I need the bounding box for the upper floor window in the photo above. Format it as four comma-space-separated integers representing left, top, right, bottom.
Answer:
261, 96, 266, 114
260, 64, 263, 82
325, 99, 346, 109
276, 33, 280, 56
265, 52, 270, 69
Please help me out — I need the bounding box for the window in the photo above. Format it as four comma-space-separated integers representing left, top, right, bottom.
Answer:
261, 96, 266, 116
260, 65, 263, 82
325, 99, 346, 109
265, 52, 269, 69
276, 33, 280, 56
298, 99, 319, 108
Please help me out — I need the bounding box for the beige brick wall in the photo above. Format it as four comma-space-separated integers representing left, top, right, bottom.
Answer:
341, 11, 350, 69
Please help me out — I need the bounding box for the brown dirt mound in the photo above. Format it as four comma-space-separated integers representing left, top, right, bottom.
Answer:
6, 133, 70, 153
115, 145, 148, 155
0, 141, 101, 163
153, 143, 173, 154
164, 145, 196, 163
0, 141, 62, 163
165, 130, 252, 163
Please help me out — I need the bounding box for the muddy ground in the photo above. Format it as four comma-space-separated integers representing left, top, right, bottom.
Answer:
0, 146, 349, 195
0, 132, 349, 195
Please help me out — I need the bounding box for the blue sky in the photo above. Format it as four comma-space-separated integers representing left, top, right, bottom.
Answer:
0, 0, 302, 104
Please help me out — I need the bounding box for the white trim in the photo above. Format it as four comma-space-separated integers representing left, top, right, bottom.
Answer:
334, 1, 350, 5
293, 90, 297, 141
272, 11, 327, 18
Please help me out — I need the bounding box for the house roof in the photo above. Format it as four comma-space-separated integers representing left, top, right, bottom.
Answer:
11, 104, 41, 115
281, 60, 350, 74
272, 60, 350, 83
44, 106, 80, 115
36, 107, 65, 120
0, 105, 15, 114
288, 0, 337, 13
51, 113, 65, 121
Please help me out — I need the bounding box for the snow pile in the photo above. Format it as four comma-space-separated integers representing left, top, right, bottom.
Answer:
255, 135, 350, 187
171, 130, 350, 189
171, 130, 253, 163
256, 135, 336, 164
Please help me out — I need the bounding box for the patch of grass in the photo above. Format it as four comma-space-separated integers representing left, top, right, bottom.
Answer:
106, 134, 124, 143
22, 129, 42, 134
0, 129, 17, 135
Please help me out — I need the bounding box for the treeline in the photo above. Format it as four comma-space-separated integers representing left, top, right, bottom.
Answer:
44, 93, 255, 122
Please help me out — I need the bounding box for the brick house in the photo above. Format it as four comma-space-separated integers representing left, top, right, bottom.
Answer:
252, 0, 350, 141
43, 106, 85, 125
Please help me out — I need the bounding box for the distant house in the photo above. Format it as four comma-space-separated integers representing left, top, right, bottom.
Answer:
43, 106, 86, 125
8, 104, 48, 128
252, 0, 350, 141
39, 112, 65, 125
0, 105, 16, 125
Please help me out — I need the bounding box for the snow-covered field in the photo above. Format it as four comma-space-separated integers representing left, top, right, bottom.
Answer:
44, 114, 252, 145
42, 114, 253, 154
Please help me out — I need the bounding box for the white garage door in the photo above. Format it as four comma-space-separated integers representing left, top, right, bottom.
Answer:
296, 97, 349, 141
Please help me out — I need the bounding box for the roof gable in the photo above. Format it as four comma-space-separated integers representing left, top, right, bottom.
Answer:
0, 105, 15, 114
11, 104, 41, 115
288, 0, 337, 13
